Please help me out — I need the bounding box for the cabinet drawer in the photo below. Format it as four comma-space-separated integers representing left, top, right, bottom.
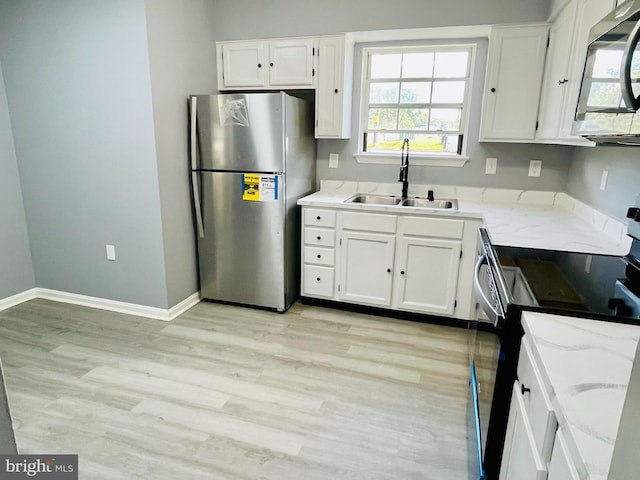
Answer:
304, 227, 336, 247
342, 211, 396, 233
518, 337, 557, 463
303, 246, 335, 266
303, 265, 335, 298
304, 208, 337, 228
399, 216, 464, 239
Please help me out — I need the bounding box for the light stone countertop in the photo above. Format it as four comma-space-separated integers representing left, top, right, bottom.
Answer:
298, 181, 631, 255
522, 311, 640, 480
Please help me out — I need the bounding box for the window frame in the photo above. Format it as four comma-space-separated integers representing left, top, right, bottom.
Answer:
356, 43, 476, 166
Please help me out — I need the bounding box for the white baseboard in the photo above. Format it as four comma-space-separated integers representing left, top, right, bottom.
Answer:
0, 288, 200, 321
0, 288, 38, 312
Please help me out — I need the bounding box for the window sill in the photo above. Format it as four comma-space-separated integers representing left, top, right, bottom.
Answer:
353, 153, 469, 167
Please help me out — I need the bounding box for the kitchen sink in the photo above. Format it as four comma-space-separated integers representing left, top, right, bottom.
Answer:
345, 194, 402, 206
401, 197, 458, 209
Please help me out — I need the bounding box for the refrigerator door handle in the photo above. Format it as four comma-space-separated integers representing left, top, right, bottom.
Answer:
191, 172, 205, 238
190, 96, 198, 171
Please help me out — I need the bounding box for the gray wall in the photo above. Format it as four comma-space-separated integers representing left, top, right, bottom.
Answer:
566, 146, 640, 221
0, 61, 35, 299
145, 0, 218, 306
0, 0, 169, 308
212, 0, 571, 192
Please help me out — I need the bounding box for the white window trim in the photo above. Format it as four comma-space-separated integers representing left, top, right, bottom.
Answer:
356, 42, 477, 167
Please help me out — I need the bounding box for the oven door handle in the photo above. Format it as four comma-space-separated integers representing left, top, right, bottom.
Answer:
474, 254, 501, 319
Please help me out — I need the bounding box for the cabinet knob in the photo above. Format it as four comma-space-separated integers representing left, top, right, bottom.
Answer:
258, 63, 262, 68
316, 277, 321, 282
316, 215, 321, 220
386, 268, 391, 273
317, 254, 321, 259
400, 270, 405, 275
521, 384, 531, 395
270, 62, 274, 67
316, 236, 321, 240
490, 87, 496, 93
558, 78, 568, 85
334, 88, 339, 93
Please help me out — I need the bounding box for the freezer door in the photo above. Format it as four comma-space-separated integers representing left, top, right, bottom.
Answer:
192, 93, 285, 173
197, 172, 287, 310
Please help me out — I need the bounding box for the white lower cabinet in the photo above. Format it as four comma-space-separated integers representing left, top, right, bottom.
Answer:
547, 430, 580, 480
500, 383, 548, 480
301, 206, 480, 319
339, 230, 395, 307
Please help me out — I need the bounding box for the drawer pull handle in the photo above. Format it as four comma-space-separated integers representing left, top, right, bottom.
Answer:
316, 277, 321, 282
316, 216, 321, 220
521, 384, 531, 395
316, 236, 321, 240
317, 254, 321, 259
386, 268, 391, 273
400, 270, 405, 275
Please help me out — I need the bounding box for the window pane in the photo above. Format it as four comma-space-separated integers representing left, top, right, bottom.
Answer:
429, 108, 461, 131
592, 49, 623, 78
433, 51, 469, 77
587, 82, 622, 108
400, 82, 431, 103
398, 108, 429, 129
370, 54, 401, 78
370, 82, 400, 103
401, 52, 434, 78
432, 81, 466, 103
368, 108, 398, 130
366, 132, 460, 154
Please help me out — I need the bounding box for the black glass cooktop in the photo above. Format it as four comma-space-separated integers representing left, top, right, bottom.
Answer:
493, 245, 632, 319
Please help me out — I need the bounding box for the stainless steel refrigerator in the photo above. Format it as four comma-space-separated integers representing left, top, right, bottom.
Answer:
189, 92, 316, 312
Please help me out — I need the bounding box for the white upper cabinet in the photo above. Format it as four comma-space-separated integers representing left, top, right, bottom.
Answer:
268, 39, 315, 86
315, 35, 353, 139
217, 35, 353, 139
479, 24, 550, 142
536, 0, 618, 145
218, 38, 314, 90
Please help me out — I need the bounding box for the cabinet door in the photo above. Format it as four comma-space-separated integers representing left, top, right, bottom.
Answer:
221, 42, 266, 87
480, 25, 549, 141
316, 36, 347, 138
339, 231, 395, 307
269, 39, 315, 86
536, 0, 577, 140
393, 236, 461, 316
500, 383, 547, 480
547, 430, 580, 480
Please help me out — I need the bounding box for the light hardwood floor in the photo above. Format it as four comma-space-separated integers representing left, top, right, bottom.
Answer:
0, 298, 498, 479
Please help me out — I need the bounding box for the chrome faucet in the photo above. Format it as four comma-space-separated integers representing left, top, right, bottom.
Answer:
398, 138, 410, 198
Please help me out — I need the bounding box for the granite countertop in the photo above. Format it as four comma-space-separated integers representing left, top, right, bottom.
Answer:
298, 181, 631, 256
522, 311, 640, 480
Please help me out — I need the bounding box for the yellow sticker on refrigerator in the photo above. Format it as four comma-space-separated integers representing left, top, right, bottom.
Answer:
242, 174, 278, 201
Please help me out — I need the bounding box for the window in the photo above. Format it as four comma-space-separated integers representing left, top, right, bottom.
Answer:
360, 45, 474, 159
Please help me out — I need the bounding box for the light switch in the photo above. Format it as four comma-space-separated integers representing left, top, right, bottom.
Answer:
106, 244, 116, 261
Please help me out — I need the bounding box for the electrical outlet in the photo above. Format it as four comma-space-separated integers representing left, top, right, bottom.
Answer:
329, 153, 339, 169
485, 157, 497, 174
106, 244, 116, 261
528, 160, 542, 177
600, 170, 609, 191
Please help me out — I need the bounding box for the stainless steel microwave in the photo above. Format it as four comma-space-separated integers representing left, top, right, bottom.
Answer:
573, 0, 640, 144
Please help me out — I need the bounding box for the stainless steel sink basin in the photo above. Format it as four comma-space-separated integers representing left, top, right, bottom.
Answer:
401, 197, 458, 209
345, 194, 402, 206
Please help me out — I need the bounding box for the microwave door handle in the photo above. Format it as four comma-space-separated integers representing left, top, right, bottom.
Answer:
621, 19, 640, 112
